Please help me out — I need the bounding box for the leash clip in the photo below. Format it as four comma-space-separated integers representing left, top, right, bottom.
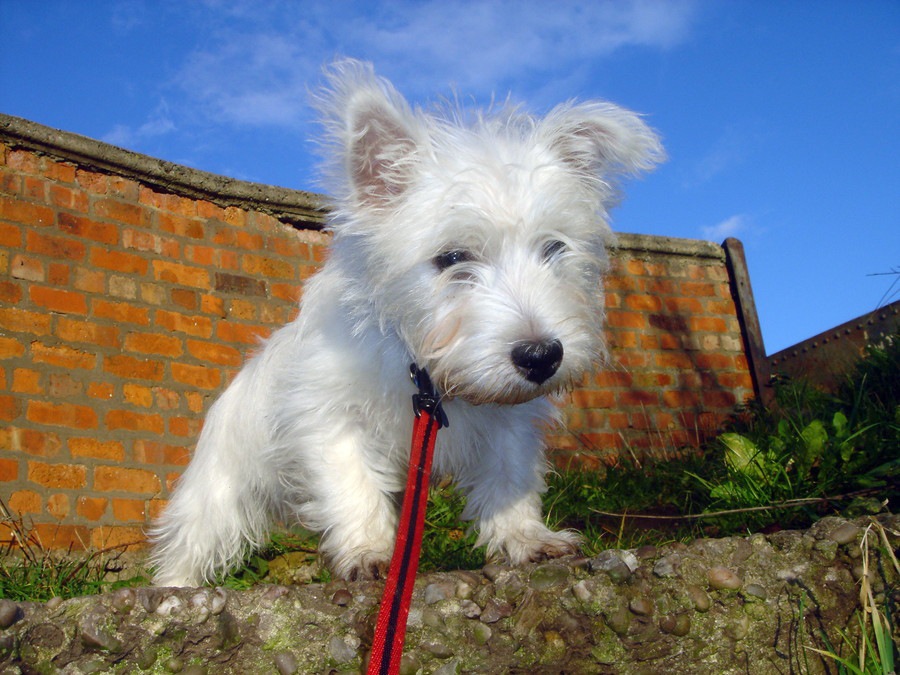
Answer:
410, 364, 449, 429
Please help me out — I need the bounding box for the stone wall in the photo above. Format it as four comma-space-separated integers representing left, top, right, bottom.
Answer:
0, 114, 762, 550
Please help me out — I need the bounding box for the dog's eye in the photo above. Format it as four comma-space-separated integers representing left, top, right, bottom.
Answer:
542, 240, 568, 262
434, 249, 474, 272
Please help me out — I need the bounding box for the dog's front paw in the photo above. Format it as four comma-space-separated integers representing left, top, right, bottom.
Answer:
524, 529, 582, 562
345, 557, 390, 582
486, 523, 583, 566
329, 551, 391, 581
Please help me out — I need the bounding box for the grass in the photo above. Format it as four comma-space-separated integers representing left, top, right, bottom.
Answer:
0, 500, 147, 602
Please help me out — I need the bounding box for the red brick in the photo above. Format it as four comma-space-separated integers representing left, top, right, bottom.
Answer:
0, 335, 25, 359
702, 390, 737, 409
0, 307, 52, 335
46, 493, 71, 520
228, 298, 256, 320
216, 320, 268, 344
44, 158, 77, 183
31, 342, 96, 369
241, 254, 294, 279
0, 427, 61, 456
22, 176, 45, 200
55, 317, 121, 348
159, 212, 205, 239
152, 260, 210, 289
169, 416, 203, 438
200, 293, 226, 317
663, 296, 704, 314
155, 309, 213, 338
32, 524, 90, 550
90, 526, 146, 550
270, 283, 301, 303
138, 185, 165, 209
0, 394, 18, 420
77, 496, 108, 521
152, 386, 181, 410
9, 490, 41, 514
681, 281, 717, 297
112, 498, 147, 522
693, 353, 733, 370
0, 280, 22, 304
93, 465, 160, 494
0, 458, 18, 481
662, 390, 701, 408
105, 409, 165, 433
0, 195, 55, 226
618, 390, 660, 407
234, 230, 263, 250
69, 437, 125, 461
654, 352, 694, 369
92, 197, 145, 226
73, 267, 106, 293
58, 212, 119, 245
689, 316, 728, 333
624, 294, 663, 312
49, 184, 89, 211
170, 288, 198, 310
716, 372, 755, 390
186, 339, 244, 366
0, 221, 23, 247
47, 262, 70, 286
93, 299, 150, 325
47, 372, 83, 398
124, 331, 183, 357
593, 370, 632, 388
87, 381, 115, 399
12, 368, 42, 394
107, 176, 141, 201
606, 310, 646, 330
89, 247, 149, 275
171, 362, 222, 390
103, 354, 165, 381
7, 149, 42, 173
9, 254, 43, 282
0, 165, 20, 194
29, 286, 88, 315
28, 460, 88, 489
123, 383, 154, 407
26, 400, 98, 429
26, 229, 86, 260
569, 389, 616, 409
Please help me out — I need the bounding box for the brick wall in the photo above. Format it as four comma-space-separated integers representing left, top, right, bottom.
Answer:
0, 115, 760, 550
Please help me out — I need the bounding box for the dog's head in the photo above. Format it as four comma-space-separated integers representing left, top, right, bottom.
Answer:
314, 60, 663, 405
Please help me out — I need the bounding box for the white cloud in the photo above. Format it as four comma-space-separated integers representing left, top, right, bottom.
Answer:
170, 0, 699, 129
102, 101, 175, 149
701, 214, 750, 242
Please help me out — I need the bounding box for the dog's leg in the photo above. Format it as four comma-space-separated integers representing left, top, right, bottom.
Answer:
150, 371, 274, 587
458, 414, 581, 565
295, 427, 399, 580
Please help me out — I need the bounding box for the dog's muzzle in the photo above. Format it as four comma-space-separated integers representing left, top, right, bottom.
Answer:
511, 338, 564, 385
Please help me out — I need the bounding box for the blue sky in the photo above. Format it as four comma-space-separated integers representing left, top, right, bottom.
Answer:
2, 0, 898, 354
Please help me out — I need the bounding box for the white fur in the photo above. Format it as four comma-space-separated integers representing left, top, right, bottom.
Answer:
150, 60, 663, 586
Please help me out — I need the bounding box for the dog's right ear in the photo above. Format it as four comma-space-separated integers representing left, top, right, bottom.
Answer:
346, 92, 419, 207
315, 60, 421, 209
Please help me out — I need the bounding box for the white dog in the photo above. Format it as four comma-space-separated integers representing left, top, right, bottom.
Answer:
150, 60, 662, 586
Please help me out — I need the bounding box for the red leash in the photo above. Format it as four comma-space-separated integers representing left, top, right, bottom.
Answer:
367, 365, 448, 675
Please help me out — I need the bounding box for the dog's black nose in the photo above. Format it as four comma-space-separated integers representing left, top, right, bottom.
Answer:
511, 339, 564, 384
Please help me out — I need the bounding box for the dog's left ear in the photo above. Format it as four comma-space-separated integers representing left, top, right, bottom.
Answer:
541, 102, 665, 181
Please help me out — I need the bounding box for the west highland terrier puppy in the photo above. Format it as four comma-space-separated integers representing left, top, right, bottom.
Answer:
150, 60, 663, 586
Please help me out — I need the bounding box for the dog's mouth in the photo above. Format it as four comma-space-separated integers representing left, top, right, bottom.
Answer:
435, 368, 570, 407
